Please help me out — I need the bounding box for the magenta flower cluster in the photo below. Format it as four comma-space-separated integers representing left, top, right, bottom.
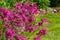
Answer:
34, 36, 42, 40
5, 29, 15, 39
0, 2, 48, 40
15, 34, 27, 40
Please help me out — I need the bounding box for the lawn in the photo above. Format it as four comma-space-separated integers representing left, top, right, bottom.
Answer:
42, 13, 60, 40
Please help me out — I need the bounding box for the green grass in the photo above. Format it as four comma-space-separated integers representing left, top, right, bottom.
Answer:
41, 13, 60, 40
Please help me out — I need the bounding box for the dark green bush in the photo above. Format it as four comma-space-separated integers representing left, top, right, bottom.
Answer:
50, 0, 60, 7
33, 0, 50, 9
26, 0, 50, 9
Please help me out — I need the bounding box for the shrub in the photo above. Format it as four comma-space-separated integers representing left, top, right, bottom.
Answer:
33, 0, 50, 9
0, 2, 48, 40
50, 0, 60, 7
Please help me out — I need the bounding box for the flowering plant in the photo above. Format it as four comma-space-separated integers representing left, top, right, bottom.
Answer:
0, 2, 48, 40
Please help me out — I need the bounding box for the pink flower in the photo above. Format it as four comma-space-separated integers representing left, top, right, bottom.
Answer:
25, 27, 34, 32
34, 36, 42, 40
41, 18, 48, 22
29, 15, 34, 22
32, 3, 37, 7
25, 2, 30, 6
15, 34, 27, 40
14, 2, 22, 9
5, 29, 15, 39
15, 13, 23, 20
16, 22, 23, 27
38, 28, 48, 35
1, 8, 14, 20
22, 14, 28, 22
22, 8, 28, 14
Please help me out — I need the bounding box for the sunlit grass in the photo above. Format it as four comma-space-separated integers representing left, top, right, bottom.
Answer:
42, 13, 60, 40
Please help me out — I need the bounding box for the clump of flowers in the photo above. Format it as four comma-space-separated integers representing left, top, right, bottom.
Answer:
34, 36, 42, 40
38, 28, 48, 36
0, 1, 48, 40
15, 34, 27, 40
5, 29, 15, 40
